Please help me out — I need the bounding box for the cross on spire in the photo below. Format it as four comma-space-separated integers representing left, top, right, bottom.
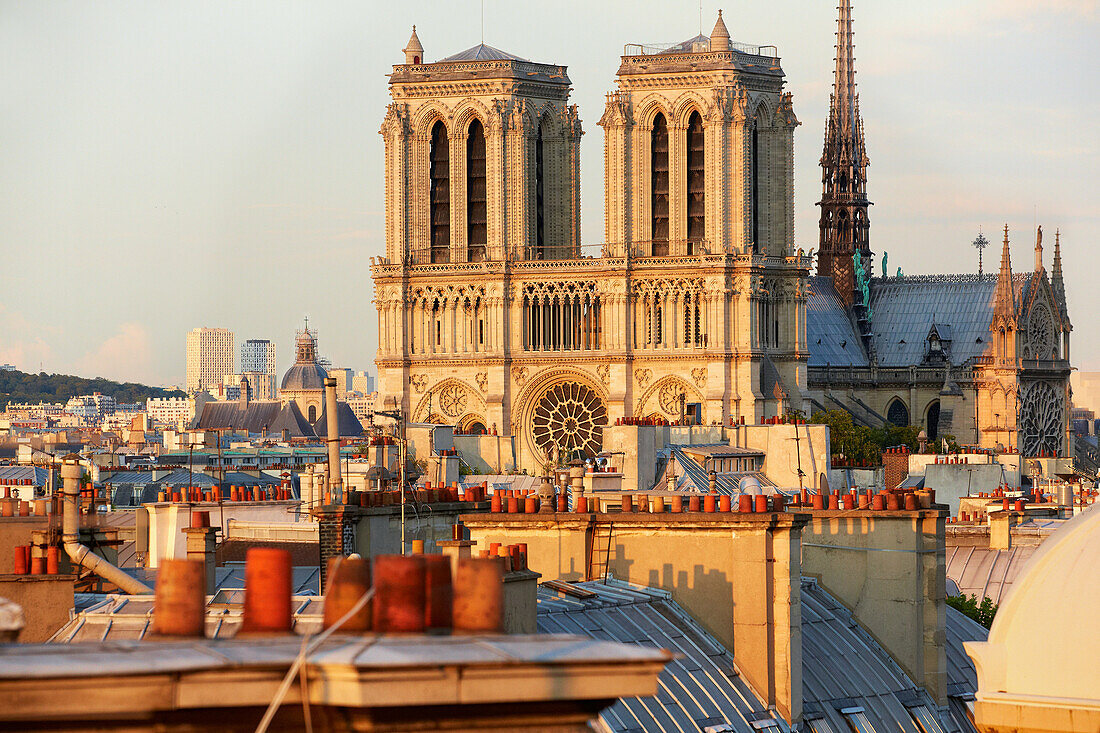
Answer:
972, 228, 989, 277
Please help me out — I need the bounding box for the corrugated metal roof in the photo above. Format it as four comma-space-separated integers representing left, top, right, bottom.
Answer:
0, 465, 49, 483
944, 606, 986, 699
800, 578, 965, 733
867, 275, 996, 367
538, 579, 789, 733
944, 543, 1038, 605
537, 578, 978, 733
49, 594, 324, 643
806, 277, 868, 367
665, 446, 778, 495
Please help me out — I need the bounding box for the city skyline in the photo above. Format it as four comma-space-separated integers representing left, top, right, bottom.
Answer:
0, 0, 1096, 386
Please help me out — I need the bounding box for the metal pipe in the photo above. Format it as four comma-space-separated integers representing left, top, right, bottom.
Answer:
324, 378, 343, 502
61, 455, 152, 594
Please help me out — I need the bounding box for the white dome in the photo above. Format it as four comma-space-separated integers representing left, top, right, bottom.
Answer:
965, 503, 1100, 719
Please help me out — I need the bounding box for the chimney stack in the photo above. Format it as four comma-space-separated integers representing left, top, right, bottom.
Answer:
324, 377, 343, 503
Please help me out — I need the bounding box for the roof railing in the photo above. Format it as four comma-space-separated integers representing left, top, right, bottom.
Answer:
623, 40, 778, 57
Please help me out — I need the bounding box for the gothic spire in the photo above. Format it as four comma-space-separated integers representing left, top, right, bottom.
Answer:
817, 0, 872, 309
993, 224, 1016, 326
831, 0, 857, 144
1051, 228, 1070, 326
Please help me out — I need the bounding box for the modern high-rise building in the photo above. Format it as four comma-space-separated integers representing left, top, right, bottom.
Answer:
240, 339, 276, 376
185, 327, 234, 393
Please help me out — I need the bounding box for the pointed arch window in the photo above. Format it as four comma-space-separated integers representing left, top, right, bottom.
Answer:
534, 121, 546, 258
466, 119, 487, 262
750, 117, 760, 250
686, 111, 705, 251
651, 113, 669, 255
429, 121, 450, 263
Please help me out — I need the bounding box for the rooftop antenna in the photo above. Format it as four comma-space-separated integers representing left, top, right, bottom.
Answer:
700, 0, 703, 35
973, 227, 989, 277
481, 0, 485, 45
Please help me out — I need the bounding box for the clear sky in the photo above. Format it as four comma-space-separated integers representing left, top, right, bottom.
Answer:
1, 1, 1096, 387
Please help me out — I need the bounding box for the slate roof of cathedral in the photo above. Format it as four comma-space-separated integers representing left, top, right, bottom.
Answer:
867, 274, 997, 367
805, 274, 1043, 369
439, 43, 528, 62
806, 276, 867, 367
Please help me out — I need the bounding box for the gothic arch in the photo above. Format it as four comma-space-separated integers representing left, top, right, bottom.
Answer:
671, 93, 710, 127
532, 102, 561, 134
452, 100, 491, 135
634, 96, 672, 130
925, 399, 941, 441
413, 103, 452, 137
456, 412, 488, 434
751, 97, 773, 126
636, 375, 704, 422
886, 397, 910, 427
412, 378, 484, 424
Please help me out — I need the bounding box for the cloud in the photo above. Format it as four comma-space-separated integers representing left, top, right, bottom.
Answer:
71, 323, 155, 384
0, 304, 57, 372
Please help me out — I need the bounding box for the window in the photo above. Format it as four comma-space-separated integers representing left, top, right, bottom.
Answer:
651, 113, 669, 254
751, 118, 759, 249
535, 121, 546, 257
307, 405, 317, 423
687, 111, 705, 249
429, 121, 450, 263
887, 398, 910, 427
466, 119, 487, 262
840, 707, 875, 733
907, 705, 947, 733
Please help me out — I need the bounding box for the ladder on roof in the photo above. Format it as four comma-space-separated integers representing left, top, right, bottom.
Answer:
587, 521, 613, 581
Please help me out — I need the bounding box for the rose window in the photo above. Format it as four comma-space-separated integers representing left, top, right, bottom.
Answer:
1027, 302, 1055, 360
1019, 380, 1064, 457
531, 381, 607, 459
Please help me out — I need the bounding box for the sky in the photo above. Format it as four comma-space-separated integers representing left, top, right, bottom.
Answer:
0, 0, 1096, 387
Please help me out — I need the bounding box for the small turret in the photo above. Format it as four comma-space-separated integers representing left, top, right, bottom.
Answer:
403, 25, 423, 65
709, 10, 730, 51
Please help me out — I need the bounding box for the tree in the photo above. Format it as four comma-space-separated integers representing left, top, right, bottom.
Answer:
810, 409, 920, 464
946, 593, 998, 629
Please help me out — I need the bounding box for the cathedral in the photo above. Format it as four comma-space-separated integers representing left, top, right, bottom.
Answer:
371, 3, 1073, 470
801, 2, 1073, 457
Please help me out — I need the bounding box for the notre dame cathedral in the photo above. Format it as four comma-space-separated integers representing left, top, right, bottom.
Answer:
370, 2, 1073, 471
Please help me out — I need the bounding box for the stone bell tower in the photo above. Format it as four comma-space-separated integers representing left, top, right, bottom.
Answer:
600, 10, 798, 258
381, 28, 581, 265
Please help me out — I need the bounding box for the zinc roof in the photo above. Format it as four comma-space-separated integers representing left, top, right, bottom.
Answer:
537, 578, 980, 733
537, 579, 789, 733
867, 275, 996, 367
0, 465, 49, 484
806, 277, 868, 367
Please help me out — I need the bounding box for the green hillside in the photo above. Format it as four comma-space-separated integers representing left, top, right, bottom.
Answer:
0, 369, 184, 409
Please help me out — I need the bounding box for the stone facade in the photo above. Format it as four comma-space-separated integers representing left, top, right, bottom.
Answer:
372, 20, 809, 472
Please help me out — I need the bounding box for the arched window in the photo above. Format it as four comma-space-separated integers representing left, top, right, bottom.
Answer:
466, 119, 487, 262
926, 400, 941, 440
651, 113, 669, 255
686, 111, 705, 250
887, 398, 910, 427
534, 120, 546, 258
751, 117, 759, 250
308, 405, 317, 424
429, 121, 450, 263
